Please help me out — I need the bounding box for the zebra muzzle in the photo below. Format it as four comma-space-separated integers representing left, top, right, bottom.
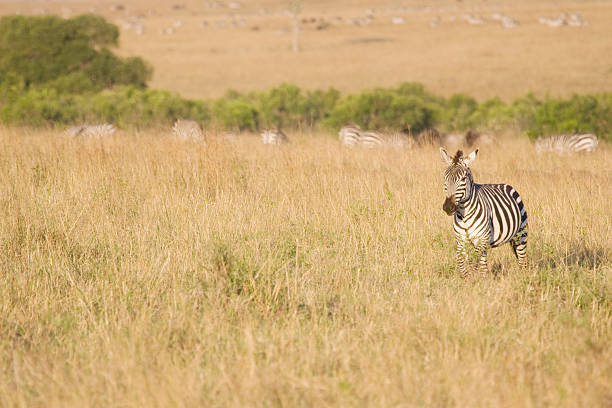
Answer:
443, 196, 457, 215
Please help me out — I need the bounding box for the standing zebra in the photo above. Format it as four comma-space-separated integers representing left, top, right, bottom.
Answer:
535, 134, 598, 154
66, 123, 116, 139
172, 119, 204, 141
338, 125, 361, 147
261, 129, 289, 145
440, 148, 528, 276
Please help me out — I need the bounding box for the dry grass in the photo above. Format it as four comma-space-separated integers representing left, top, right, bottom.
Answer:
0, 127, 610, 406
2, 0, 612, 100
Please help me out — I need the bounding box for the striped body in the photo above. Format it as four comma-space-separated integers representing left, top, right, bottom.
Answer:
338, 126, 361, 147
339, 126, 412, 149
535, 134, 598, 154
384, 132, 414, 149
441, 148, 528, 276
261, 129, 289, 145
172, 119, 204, 141
66, 124, 116, 139
359, 130, 385, 148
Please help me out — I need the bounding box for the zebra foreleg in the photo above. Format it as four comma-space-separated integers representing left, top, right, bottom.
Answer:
476, 242, 490, 276
455, 240, 469, 278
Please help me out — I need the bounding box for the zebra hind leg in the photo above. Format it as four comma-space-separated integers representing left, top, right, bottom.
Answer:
511, 237, 528, 269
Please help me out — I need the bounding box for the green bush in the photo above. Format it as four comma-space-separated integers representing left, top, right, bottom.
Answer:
0, 88, 81, 126
212, 97, 259, 131
0, 14, 151, 92
322, 85, 439, 132
441, 93, 478, 131
526, 94, 612, 140
0, 86, 209, 128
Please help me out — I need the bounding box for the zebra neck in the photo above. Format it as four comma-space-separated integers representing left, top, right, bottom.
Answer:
455, 183, 478, 219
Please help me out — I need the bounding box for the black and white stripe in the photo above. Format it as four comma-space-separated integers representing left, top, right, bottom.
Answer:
66, 123, 116, 139
359, 130, 385, 148
172, 119, 204, 141
338, 125, 361, 147
535, 134, 598, 154
440, 148, 528, 277
261, 129, 289, 145
339, 126, 413, 149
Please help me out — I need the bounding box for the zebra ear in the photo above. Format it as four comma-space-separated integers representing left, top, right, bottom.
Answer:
464, 148, 479, 166
440, 147, 452, 165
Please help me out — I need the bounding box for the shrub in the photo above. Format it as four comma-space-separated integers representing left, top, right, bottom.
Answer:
323, 86, 438, 132
0, 14, 151, 92
212, 98, 259, 131
441, 93, 479, 131
526, 94, 612, 141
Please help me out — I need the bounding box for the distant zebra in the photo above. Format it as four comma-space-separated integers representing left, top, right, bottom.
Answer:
359, 130, 385, 148
338, 125, 361, 147
384, 132, 414, 149
261, 129, 289, 145
440, 148, 528, 276
535, 134, 598, 154
415, 128, 444, 146
172, 119, 204, 141
465, 130, 496, 148
359, 130, 413, 149
66, 123, 116, 139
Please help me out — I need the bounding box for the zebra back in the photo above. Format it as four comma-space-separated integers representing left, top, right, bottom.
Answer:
261, 129, 289, 145
338, 126, 361, 147
535, 134, 598, 154
172, 119, 204, 141
383, 132, 414, 149
359, 130, 385, 148
66, 124, 116, 139
415, 128, 444, 146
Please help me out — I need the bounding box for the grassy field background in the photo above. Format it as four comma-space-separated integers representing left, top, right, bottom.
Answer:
1, 0, 611, 406
0, 129, 610, 406
1, 0, 612, 100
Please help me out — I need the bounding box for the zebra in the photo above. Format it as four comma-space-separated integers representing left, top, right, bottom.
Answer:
384, 132, 414, 149
338, 125, 361, 147
359, 130, 385, 148
465, 130, 496, 148
66, 123, 116, 139
261, 129, 289, 145
440, 148, 528, 277
415, 128, 444, 146
172, 119, 204, 141
534, 134, 598, 154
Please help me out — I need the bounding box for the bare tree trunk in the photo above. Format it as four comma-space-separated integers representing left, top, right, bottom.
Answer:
289, 0, 302, 53
292, 14, 299, 53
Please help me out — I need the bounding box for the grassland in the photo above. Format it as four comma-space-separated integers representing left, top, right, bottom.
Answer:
0, 128, 610, 406
2, 0, 612, 100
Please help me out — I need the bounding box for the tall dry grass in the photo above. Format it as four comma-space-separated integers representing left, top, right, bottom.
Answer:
0, 127, 610, 407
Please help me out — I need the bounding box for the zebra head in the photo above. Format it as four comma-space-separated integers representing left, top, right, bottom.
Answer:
440, 148, 478, 215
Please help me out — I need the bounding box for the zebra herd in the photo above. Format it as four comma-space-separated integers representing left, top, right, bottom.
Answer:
339, 125, 600, 155
339, 125, 494, 150
64, 121, 600, 156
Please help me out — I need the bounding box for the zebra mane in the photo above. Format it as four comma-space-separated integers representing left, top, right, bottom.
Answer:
452, 150, 464, 164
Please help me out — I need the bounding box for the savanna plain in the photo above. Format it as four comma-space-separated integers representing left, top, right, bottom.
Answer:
1, 130, 610, 407
1, 0, 612, 406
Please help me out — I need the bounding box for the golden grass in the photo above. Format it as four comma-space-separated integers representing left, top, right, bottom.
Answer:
2, 0, 612, 100
0, 127, 610, 406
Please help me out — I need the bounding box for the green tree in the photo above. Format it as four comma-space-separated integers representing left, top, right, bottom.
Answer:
0, 14, 151, 92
